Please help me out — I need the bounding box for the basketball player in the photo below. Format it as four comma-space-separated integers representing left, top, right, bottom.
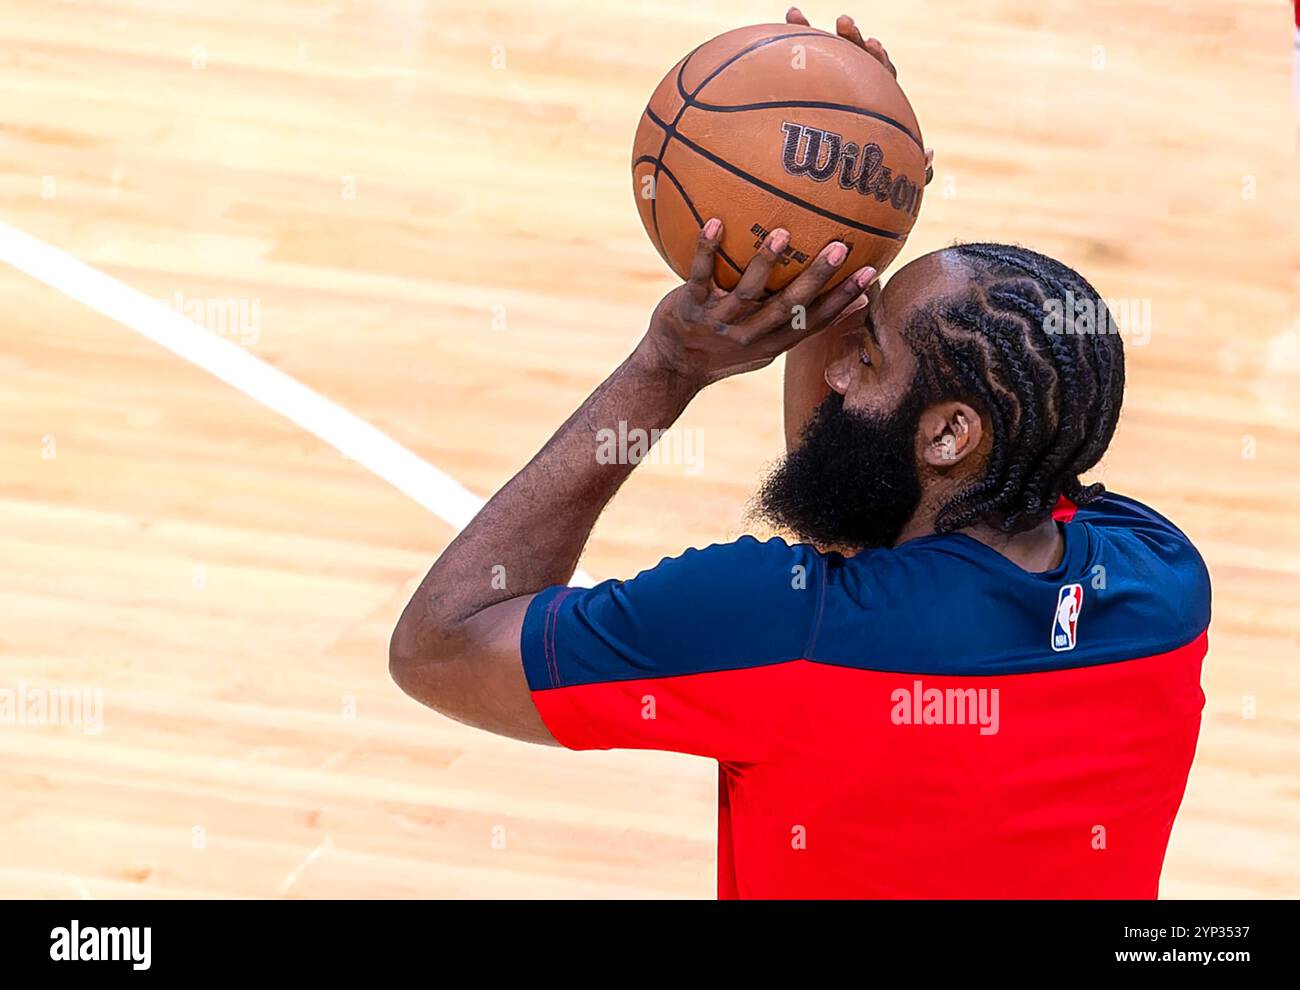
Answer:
389, 14, 1210, 898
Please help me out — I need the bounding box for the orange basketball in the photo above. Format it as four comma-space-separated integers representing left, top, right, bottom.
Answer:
632, 23, 926, 292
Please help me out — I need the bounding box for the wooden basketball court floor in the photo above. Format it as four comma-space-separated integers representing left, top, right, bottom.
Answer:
1, 1, 1296, 898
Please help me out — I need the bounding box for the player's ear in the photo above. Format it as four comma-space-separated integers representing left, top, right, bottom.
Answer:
919, 400, 982, 469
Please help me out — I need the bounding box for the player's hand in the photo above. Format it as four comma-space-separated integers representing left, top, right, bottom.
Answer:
637, 220, 876, 389
785, 7, 934, 185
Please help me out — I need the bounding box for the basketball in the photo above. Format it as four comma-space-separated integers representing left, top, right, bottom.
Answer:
632, 23, 927, 292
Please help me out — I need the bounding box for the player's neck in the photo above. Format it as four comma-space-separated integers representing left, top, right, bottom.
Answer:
895, 514, 1065, 573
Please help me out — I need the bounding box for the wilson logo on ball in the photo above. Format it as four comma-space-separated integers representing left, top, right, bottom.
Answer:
779, 121, 922, 218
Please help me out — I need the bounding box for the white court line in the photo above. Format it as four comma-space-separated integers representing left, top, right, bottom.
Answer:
279, 835, 332, 895
0, 222, 594, 587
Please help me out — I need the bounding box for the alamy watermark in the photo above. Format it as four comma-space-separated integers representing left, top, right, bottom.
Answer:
891, 679, 1000, 736
596, 421, 704, 475
50, 921, 150, 970
0, 682, 104, 735
1044, 291, 1152, 346
162, 290, 261, 346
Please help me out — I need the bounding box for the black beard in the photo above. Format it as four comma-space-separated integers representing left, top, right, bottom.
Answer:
755, 391, 925, 551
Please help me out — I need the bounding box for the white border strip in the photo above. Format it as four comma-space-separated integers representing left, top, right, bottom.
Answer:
0, 222, 594, 587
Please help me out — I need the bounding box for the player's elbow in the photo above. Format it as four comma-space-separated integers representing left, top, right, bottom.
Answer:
387, 613, 420, 697
389, 610, 435, 692
388, 604, 463, 703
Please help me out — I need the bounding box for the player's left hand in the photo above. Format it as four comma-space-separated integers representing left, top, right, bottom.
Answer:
636, 219, 876, 389
785, 7, 934, 185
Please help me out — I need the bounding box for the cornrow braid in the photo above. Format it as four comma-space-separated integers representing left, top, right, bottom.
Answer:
911, 243, 1126, 534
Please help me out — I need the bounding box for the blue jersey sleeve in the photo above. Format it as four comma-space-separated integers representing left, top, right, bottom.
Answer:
519, 536, 826, 758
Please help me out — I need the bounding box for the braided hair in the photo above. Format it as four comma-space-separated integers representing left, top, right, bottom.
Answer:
907, 243, 1125, 534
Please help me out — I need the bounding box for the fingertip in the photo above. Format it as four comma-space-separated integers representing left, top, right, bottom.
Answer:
767, 228, 790, 254
825, 242, 848, 267
702, 217, 721, 240
852, 265, 877, 289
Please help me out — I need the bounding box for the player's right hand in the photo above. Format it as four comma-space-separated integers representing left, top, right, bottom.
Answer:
636, 219, 876, 389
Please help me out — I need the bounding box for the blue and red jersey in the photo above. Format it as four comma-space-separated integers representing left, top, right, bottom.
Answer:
520, 493, 1211, 898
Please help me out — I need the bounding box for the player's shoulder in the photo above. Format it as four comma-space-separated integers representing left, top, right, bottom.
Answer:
1067, 490, 1209, 593
1072, 489, 1193, 535
1071, 489, 1212, 637
617, 533, 829, 608
807, 490, 1211, 674
546, 533, 838, 623
523, 535, 829, 686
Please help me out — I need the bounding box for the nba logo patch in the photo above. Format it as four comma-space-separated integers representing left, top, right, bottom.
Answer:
1051, 583, 1083, 652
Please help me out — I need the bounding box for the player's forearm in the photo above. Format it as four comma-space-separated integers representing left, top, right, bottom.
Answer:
783, 318, 849, 450
783, 335, 829, 451
398, 342, 696, 641
395, 222, 863, 662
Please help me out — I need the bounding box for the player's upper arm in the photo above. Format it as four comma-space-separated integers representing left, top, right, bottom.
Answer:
518, 537, 826, 761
